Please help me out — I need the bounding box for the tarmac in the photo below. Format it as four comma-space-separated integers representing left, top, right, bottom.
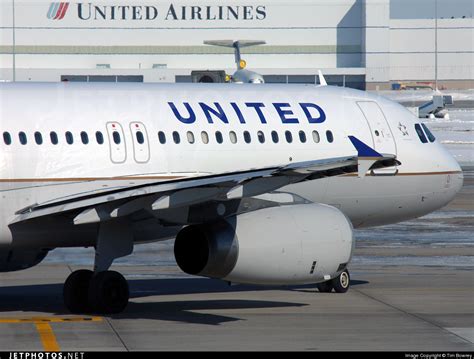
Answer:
0, 176, 472, 351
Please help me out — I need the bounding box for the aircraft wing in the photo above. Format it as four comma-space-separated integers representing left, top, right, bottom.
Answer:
10, 137, 399, 225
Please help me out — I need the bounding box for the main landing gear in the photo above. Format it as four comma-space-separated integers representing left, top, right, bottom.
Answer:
317, 269, 350, 293
64, 269, 129, 314
64, 219, 133, 314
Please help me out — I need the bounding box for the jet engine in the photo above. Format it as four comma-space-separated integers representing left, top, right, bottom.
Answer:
174, 203, 354, 285
0, 248, 49, 272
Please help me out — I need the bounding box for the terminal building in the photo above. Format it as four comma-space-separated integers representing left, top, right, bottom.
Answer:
0, 0, 472, 89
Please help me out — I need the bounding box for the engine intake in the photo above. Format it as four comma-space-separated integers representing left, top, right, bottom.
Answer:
174, 220, 238, 278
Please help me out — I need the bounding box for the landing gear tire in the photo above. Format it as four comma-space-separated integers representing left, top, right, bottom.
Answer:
64, 269, 94, 314
88, 270, 129, 314
332, 269, 350, 293
317, 281, 334, 293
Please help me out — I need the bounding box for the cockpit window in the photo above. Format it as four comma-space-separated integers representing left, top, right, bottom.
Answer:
414, 124, 428, 143
421, 123, 436, 143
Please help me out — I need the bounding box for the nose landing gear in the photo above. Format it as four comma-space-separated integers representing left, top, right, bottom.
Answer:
317, 269, 350, 293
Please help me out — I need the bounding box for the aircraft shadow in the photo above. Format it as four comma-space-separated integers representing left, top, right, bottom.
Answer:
286, 279, 370, 293
119, 299, 305, 325
0, 277, 314, 325
126, 277, 370, 298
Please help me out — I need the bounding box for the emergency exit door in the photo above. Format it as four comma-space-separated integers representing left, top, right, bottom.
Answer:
106, 122, 127, 164
129, 122, 150, 163
357, 101, 397, 174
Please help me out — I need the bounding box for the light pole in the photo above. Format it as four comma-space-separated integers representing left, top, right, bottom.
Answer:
12, 0, 16, 82
434, 0, 438, 91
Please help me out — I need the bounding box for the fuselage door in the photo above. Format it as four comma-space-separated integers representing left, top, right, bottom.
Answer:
106, 122, 127, 164
356, 101, 397, 174
129, 122, 150, 163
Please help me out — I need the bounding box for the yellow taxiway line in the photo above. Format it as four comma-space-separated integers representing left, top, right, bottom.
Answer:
0, 317, 102, 351
34, 322, 60, 352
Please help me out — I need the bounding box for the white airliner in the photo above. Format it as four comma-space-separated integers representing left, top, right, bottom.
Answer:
0, 81, 463, 314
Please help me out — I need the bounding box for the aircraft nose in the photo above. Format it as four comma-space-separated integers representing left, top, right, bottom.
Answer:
449, 166, 464, 196
441, 149, 464, 203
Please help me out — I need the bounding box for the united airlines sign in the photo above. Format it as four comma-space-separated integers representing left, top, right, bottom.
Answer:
46, 2, 267, 21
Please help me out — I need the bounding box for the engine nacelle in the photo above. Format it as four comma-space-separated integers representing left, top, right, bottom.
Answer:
174, 203, 354, 285
0, 249, 49, 272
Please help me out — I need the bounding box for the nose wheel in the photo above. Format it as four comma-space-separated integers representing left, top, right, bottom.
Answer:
64, 270, 129, 314
332, 269, 350, 293
317, 269, 350, 293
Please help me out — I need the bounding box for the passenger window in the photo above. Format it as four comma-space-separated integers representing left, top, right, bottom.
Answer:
50, 131, 58, 145
96, 131, 104, 144
285, 131, 293, 143
172, 131, 180, 144
81, 131, 89, 144
229, 131, 237, 144
299, 131, 307, 143
65, 131, 74, 145
312, 130, 320, 143
201, 131, 209, 144
243, 131, 251, 144
215, 131, 223, 144
112, 131, 121, 145
34, 132, 43, 145
421, 124, 436, 142
19, 132, 27, 145
187, 131, 195, 144
158, 131, 166, 144
3, 132, 12, 145
326, 130, 334, 143
271, 131, 279, 143
136, 131, 145, 144
257, 131, 265, 143
414, 124, 428, 143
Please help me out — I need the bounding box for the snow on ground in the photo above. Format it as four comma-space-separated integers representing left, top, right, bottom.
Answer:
425, 108, 474, 165
374, 89, 474, 103
372, 89, 473, 166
